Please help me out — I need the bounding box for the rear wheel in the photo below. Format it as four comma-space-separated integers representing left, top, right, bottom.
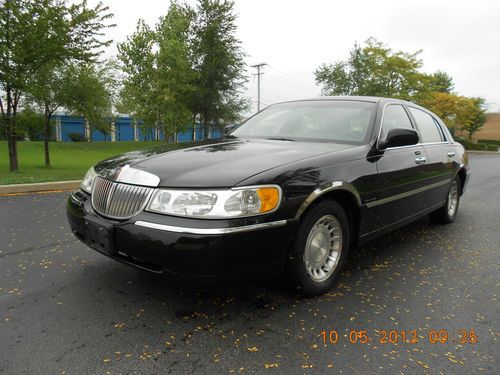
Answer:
286, 200, 349, 296
429, 176, 461, 224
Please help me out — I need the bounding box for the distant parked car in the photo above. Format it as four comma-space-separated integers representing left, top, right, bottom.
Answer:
67, 96, 470, 296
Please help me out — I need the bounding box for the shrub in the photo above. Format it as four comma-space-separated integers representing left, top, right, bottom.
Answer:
486, 144, 499, 151
69, 132, 84, 142
474, 143, 487, 151
478, 139, 500, 146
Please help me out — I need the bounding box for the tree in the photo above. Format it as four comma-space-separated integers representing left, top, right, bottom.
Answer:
26, 62, 74, 166
118, 0, 249, 141
65, 62, 116, 140
461, 97, 487, 140
117, 19, 160, 136
427, 71, 454, 94
421, 93, 487, 139
315, 38, 486, 140
156, 2, 197, 140
192, 0, 248, 138
314, 38, 460, 102
15, 107, 45, 140
119, 4, 197, 141
0, 0, 113, 171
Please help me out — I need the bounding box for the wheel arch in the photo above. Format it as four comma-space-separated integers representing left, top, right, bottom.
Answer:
295, 182, 362, 249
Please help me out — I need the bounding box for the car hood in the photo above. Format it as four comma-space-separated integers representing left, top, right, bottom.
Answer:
94, 138, 354, 188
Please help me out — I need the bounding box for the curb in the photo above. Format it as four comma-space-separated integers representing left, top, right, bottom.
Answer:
466, 150, 500, 154
0, 180, 81, 195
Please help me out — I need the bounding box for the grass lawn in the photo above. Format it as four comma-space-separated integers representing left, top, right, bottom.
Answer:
0, 141, 186, 185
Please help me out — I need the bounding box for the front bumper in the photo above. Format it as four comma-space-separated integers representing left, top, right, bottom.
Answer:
67, 190, 296, 278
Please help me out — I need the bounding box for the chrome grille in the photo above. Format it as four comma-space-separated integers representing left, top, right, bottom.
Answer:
91, 176, 154, 219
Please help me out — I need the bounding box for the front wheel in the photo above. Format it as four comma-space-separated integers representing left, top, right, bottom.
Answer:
429, 176, 461, 224
286, 200, 350, 296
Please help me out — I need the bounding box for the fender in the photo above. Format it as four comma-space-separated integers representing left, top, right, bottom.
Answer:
295, 181, 362, 219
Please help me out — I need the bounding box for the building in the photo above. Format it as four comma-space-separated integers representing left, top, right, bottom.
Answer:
473, 113, 500, 141
53, 114, 222, 142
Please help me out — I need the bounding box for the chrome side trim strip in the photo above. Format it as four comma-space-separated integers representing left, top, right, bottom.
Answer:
366, 179, 450, 208
134, 219, 288, 235
295, 181, 362, 219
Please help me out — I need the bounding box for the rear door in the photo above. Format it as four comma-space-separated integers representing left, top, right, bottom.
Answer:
370, 104, 429, 230
407, 106, 454, 209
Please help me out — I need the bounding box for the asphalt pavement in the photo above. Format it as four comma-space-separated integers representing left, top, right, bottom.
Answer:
0, 154, 498, 374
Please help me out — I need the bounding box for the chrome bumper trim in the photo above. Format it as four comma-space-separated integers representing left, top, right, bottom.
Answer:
134, 219, 288, 235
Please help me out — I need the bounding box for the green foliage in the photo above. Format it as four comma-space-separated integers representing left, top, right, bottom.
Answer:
315, 38, 431, 101
421, 93, 487, 138
461, 97, 487, 139
427, 71, 454, 94
315, 38, 488, 140
475, 143, 488, 151
192, 0, 249, 132
0, 0, 114, 171
478, 139, 500, 146
118, 0, 248, 140
156, 2, 197, 136
117, 19, 157, 129
455, 139, 497, 151
16, 108, 46, 140
65, 61, 116, 136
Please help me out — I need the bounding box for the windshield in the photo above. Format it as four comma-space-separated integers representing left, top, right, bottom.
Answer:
231, 100, 376, 144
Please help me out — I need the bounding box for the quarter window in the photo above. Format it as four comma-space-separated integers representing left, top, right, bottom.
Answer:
380, 104, 413, 140
409, 107, 444, 143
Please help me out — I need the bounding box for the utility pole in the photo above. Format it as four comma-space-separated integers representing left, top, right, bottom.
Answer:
251, 63, 267, 112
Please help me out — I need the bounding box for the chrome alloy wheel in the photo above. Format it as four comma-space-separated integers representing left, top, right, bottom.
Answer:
303, 215, 342, 282
447, 180, 459, 217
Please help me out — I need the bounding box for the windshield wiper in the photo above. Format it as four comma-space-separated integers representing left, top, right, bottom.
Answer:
265, 137, 296, 142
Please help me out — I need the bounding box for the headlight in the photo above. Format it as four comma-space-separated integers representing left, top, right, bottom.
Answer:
147, 185, 281, 218
80, 166, 97, 194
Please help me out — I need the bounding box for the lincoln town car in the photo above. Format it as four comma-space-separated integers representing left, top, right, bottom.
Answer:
67, 97, 470, 296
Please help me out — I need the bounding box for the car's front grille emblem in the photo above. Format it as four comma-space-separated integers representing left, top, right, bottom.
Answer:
91, 176, 154, 220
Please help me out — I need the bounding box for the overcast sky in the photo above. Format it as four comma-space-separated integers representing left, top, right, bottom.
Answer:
96, 0, 500, 114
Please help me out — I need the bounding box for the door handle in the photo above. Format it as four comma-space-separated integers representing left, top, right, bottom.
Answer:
415, 156, 426, 164
447, 151, 456, 157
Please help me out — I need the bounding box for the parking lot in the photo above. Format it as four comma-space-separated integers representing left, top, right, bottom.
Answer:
0, 153, 498, 374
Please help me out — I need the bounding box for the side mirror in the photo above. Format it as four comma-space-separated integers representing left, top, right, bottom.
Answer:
224, 124, 238, 135
379, 128, 419, 150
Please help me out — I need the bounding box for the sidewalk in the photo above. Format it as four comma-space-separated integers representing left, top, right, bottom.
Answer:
0, 180, 80, 195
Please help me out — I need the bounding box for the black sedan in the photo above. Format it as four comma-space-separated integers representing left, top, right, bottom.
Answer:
67, 96, 470, 296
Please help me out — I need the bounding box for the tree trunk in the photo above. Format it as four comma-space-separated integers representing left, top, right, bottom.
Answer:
5, 84, 18, 171
203, 111, 209, 140
7, 129, 18, 172
44, 108, 51, 167
192, 114, 197, 141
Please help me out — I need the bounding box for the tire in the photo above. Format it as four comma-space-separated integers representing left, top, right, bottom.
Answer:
429, 175, 461, 224
286, 200, 350, 296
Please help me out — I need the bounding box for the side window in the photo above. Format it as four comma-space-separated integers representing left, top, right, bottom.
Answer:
409, 107, 444, 143
432, 117, 448, 141
380, 104, 413, 140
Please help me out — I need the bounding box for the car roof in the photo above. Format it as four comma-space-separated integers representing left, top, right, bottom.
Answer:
272, 96, 417, 105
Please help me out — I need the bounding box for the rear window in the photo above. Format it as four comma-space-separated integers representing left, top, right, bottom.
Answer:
409, 107, 444, 143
